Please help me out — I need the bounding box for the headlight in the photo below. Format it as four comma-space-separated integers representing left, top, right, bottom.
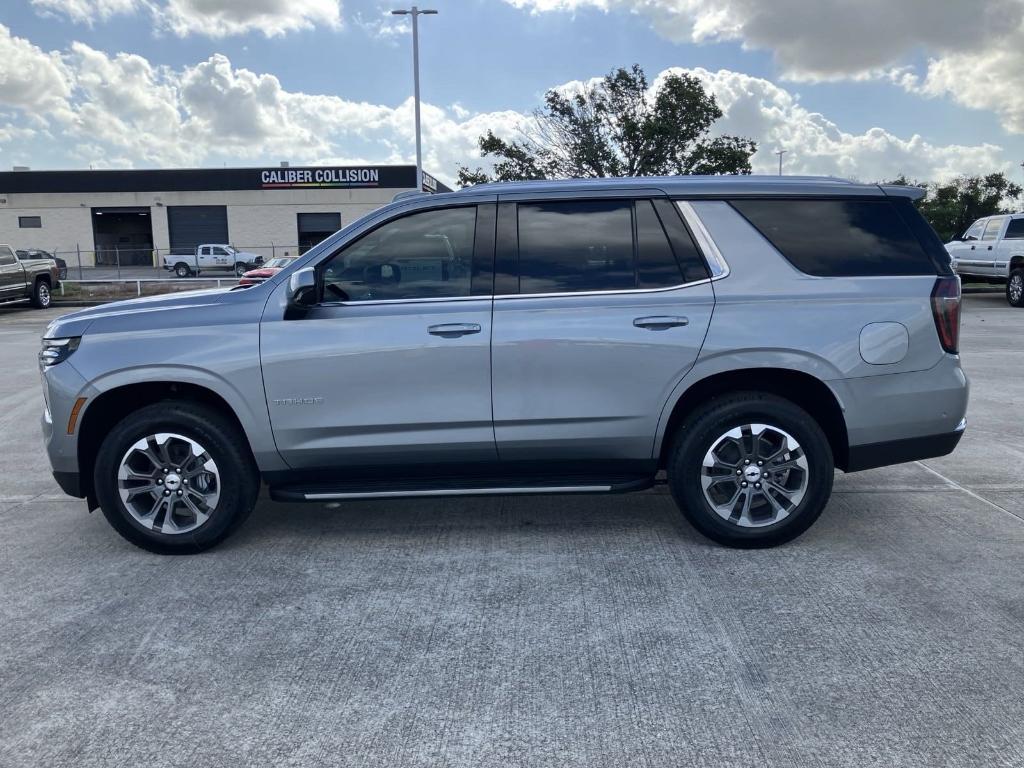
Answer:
39, 337, 80, 369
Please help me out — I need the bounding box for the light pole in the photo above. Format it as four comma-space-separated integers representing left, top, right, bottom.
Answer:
775, 149, 787, 176
392, 6, 437, 192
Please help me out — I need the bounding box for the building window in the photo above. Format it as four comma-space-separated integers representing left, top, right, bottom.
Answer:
18, 216, 42, 228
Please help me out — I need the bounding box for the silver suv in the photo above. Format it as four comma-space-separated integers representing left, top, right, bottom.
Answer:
39, 176, 969, 553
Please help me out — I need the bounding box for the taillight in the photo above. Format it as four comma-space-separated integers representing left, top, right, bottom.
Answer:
930, 276, 961, 354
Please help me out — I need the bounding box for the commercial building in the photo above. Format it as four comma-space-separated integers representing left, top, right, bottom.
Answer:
0, 164, 450, 267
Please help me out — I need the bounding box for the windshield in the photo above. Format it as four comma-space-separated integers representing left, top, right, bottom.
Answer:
264, 258, 295, 269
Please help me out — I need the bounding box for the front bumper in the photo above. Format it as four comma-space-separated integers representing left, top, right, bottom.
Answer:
40, 359, 90, 489
52, 470, 84, 498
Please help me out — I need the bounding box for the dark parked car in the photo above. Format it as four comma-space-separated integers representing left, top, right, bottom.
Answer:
16, 249, 67, 280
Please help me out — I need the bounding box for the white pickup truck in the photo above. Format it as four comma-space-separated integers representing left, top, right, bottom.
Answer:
163, 244, 263, 278
946, 214, 1024, 307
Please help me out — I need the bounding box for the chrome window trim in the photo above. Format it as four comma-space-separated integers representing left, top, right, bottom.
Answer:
493, 279, 712, 301
318, 294, 487, 307
317, 278, 718, 306
675, 200, 729, 279
314, 198, 730, 306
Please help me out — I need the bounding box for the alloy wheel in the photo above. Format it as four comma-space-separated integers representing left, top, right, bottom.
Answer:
700, 423, 809, 528
1010, 273, 1023, 304
117, 432, 221, 534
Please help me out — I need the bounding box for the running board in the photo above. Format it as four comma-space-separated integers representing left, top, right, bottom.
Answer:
269, 474, 654, 502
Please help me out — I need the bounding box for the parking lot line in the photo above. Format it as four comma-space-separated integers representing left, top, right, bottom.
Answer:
915, 460, 1024, 523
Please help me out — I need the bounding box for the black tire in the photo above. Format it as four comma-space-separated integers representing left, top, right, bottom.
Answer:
1007, 268, 1024, 307
667, 392, 834, 548
93, 401, 259, 554
30, 278, 52, 309
234, 262, 248, 277
174, 263, 193, 278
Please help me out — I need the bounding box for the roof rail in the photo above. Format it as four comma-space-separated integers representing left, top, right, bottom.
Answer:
392, 190, 431, 203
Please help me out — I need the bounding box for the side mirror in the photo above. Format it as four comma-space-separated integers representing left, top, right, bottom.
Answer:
288, 267, 318, 308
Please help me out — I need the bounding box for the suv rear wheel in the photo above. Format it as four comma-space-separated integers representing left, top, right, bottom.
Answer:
1008, 268, 1024, 307
93, 401, 259, 554
667, 392, 834, 548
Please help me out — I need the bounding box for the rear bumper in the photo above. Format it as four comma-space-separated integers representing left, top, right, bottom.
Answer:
830, 353, 968, 472
845, 419, 966, 472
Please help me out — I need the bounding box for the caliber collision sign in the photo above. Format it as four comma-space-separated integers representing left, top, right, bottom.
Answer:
260, 167, 382, 189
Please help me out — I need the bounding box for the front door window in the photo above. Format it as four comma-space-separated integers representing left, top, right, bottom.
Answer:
321, 207, 477, 302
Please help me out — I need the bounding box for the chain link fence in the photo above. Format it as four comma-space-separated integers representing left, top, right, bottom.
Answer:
44, 244, 307, 280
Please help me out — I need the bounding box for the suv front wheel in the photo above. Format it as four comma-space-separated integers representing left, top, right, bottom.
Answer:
667, 392, 834, 548
93, 401, 259, 554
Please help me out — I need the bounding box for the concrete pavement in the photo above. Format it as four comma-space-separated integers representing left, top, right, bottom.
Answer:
1, 294, 1023, 767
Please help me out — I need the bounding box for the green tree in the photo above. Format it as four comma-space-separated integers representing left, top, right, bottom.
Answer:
457, 65, 757, 187
890, 173, 1023, 242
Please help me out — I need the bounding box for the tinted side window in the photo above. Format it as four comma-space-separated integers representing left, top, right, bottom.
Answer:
731, 199, 937, 277
982, 218, 1004, 240
0, 246, 15, 265
322, 206, 476, 301
636, 199, 683, 288
1004, 219, 1024, 239
892, 198, 953, 276
518, 201, 634, 293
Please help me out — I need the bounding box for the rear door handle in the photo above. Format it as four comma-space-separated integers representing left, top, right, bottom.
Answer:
428, 323, 482, 337
633, 315, 689, 330
987, 246, 994, 251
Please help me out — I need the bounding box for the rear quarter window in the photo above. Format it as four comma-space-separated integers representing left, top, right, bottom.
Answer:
730, 198, 939, 277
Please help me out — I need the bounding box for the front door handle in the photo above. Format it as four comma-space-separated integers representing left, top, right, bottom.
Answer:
633, 315, 689, 330
428, 322, 482, 338
971, 245, 976, 250
987, 245, 994, 251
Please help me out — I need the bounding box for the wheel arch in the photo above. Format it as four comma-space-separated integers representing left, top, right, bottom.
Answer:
77, 380, 257, 507
1009, 254, 1024, 270
655, 367, 849, 471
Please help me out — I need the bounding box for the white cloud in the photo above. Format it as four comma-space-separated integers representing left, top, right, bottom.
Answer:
505, 0, 1024, 80
161, 0, 342, 37
0, 22, 1010, 185
0, 24, 73, 117
910, 45, 1024, 135
682, 68, 1005, 182
31, 0, 342, 37
31, 0, 142, 25
506, 0, 1024, 136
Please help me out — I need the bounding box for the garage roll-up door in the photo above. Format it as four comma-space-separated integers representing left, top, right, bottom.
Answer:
298, 211, 342, 254
168, 206, 228, 253
297, 212, 342, 232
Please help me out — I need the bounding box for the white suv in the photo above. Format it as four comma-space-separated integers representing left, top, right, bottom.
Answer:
946, 214, 1024, 306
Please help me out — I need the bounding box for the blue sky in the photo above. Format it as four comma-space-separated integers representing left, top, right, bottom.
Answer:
1, 0, 1023, 185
